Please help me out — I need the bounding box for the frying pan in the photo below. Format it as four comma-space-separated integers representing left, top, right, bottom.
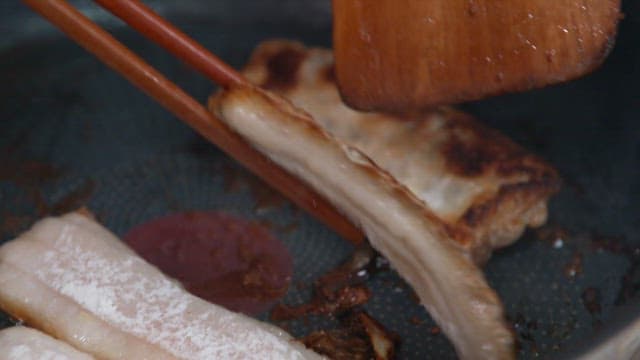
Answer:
0, 0, 638, 358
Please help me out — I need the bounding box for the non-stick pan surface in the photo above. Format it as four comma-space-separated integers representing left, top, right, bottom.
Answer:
0, 1, 638, 358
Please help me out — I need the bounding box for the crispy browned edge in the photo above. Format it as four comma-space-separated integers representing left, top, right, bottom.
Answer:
238, 40, 561, 262
208, 86, 515, 359
436, 108, 562, 260
208, 87, 459, 245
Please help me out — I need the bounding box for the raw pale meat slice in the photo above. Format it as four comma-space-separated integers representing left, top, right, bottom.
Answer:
0, 326, 94, 360
0, 213, 322, 360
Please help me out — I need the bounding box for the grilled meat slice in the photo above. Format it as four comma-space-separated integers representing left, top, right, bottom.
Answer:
240, 40, 560, 263
210, 85, 515, 359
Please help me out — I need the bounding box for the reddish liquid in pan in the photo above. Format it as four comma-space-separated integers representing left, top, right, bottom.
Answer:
124, 211, 292, 316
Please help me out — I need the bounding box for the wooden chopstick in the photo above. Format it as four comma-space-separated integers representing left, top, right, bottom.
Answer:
22, 0, 364, 244
93, 0, 246, 89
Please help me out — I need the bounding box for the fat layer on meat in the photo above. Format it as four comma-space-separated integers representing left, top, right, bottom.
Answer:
0, 213, 323, 360
240, 40, 561, 263
0, 326, 94, 360
210, 85, 515, 359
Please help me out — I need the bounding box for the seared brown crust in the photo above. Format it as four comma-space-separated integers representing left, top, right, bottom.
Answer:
209, 85, 515, 359
238, 40, 561, 263
438, 109, 557, 181
436, 109, 561, 256
262, 46, 308, 91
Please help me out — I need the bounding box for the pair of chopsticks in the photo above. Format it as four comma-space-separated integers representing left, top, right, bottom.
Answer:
22, 0, 364, 243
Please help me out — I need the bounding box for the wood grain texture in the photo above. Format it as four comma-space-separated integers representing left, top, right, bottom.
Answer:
333, 0, 621, 112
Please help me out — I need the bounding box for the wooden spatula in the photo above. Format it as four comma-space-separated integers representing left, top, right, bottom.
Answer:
333, 0, 621, 113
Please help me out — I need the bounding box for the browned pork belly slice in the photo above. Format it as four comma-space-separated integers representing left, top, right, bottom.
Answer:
209, 85, 515, 359
0, 213, 323, 360
0, 326, 94, 360
240, 40, 561, 263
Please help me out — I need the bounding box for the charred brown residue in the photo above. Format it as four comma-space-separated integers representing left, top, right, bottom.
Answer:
358, 312, 399, 359
440, 110, 560, 186
441, 134, 497, 177
440, 111, 520, 177
535, 227, 640, 311
271, 285, 371, 321
301, 328, 371, 360
263, 47, 307, 91
460, 198, 493, 228
270, 244, 381, 320
442, 134, 560, 187
460, 179, 559, 230
507, 312, 540, 357
563, 252, 584, 280
300, 311, 399, 360
270, 244, 379, 321
314, 244, 384, 297
441, 110, 561, 254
